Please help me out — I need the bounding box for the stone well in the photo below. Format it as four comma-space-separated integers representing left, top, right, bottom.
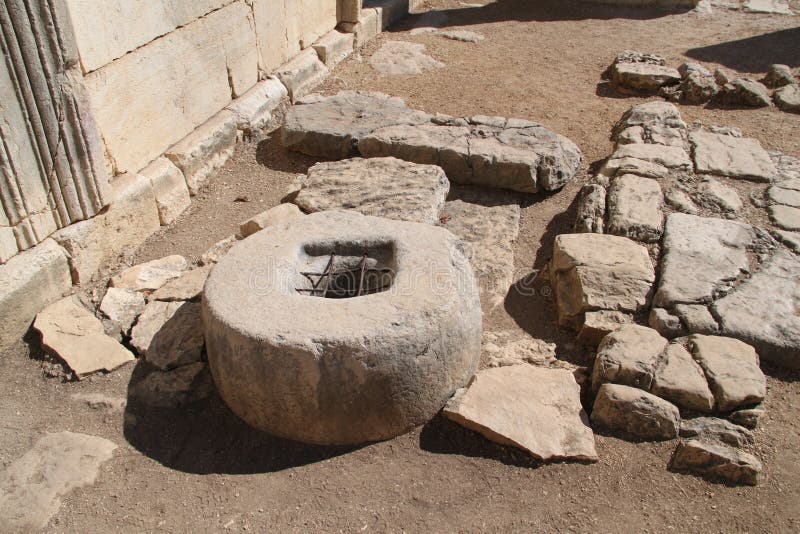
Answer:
202, 211, 482, 445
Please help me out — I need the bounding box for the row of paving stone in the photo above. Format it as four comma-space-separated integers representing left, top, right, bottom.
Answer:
607, 50, 799, 113
570, 101, 800, 370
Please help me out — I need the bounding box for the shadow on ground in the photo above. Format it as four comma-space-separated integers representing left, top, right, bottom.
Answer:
122, 361, 360, 475
685, 28, 800, 71
390, 0, 687, 31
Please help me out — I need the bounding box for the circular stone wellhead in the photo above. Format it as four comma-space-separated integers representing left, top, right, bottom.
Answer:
202, 211, 482, 446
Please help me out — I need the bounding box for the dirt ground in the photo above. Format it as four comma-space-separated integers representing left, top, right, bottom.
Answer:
2, 0, 800, 532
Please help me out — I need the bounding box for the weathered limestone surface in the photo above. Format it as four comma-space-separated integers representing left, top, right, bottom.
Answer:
313, 30, 355, 68
294, 158, 450, 225
283, 91, 431, 159
0, 239, 72, 349
695, 177, 742, 214
654, 213, 758, 308
165, 111, 238, 196
591, 384, 680, 440
144, 302, 205, 371
33, 297, 134, 378
140, 157, 191, 225
680, 417, 754, 447
151, 266, 212, 302
283, 92, 583, 193
439, 188, 520, 310
728, 405, 764, 429
482, 331, 561, 369
769, 204, 800, 230
84, 2, 258, 173
610, 144, 692, 170
130, 362, 215, 408
0, 0, 111, 258
51, 218, 106, 286
0, 431, 116, 530
775, 84, 800, 113
578, 310, 632, 347
130, 300, 184, 356
551, 234, 655, 329
671, 439, 761, 486
226, 78, 288, 133
713, 250, 800, 369
239, 203, 305, 238
690, 131, 777, 182
574, 184, 606, 234
607, 174, 664, 242
611, 62, 681, 94
689, 335, 766, 411
99, 287, 146, 335
274, 48, 330, 102
369, 41, 444, 75
444, 366, 598, 462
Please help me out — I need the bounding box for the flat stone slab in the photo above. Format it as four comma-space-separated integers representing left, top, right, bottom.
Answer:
0, 432, 116, 530
239, 203, 304, 238
654, 213, 759, 308
110, 255, 188, 292
769, 204, 800, 230
743, 0, 792, 14
369, 41, 444, 75
283, 92, 582, 193
99, 287, 146, 335
34, 297, 135, 379
439, 188, 520, 310
444, 365, 598, 462
591, 383, 680, 441
551, 234, 655, 329
670, 439, 761, 486
607, 174, 664, 242
713, 250, 800, 368
610, 143, 692, 170
294, 157, 450, 225
690, 131, 777, 182
151, 265, 212, 302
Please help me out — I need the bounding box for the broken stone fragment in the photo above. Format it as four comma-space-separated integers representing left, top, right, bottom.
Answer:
679, 72, 719, 105
648, 307, 687, 338
689, 335, 766, 412
651, 343, 715, 413
679, 417, 754, 447
129, 362, 215, 409
199, 235, 239, 266
591, 325, 667, 393
610, 143, 692, 171
239, 203, 305, 238
721, 78, 772, 108
33, 297, 135, 379
0, 432, 117, 530
674, 304, 719, 335
695, 177, 742, 214
443, 365, 598, 462
551, 234, 654, 330
574, 184, 606, 234
727, 405, 764, 429
151, 266, 212, 302
131, 301, 203, 371
577, 310, 632, 347
670, 439, 761, 486
591, 383, 680, 441
274, 48, 330, 102
109, 255, 188, 292
293, 157, 450, 225
99, 287, 146, 336
606, 174, 664, 243
481, 331, 560, 369
612, 102, 685, 137
763, 63, 795, 88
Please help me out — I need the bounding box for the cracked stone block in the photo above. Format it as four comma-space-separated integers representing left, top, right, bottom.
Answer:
689, 334, 766, 412
609, 143, 692, 170
607, 174, 664, 243
680, 417, 754, 447
591, 325, 667, 393
140, 157, 190, 226
551, 234, 654, 329
713, 250, 800, 369
165, 110, 237, 196
0, 239, 72, 349
294, 157, 449, 225
651, 343, 714, 413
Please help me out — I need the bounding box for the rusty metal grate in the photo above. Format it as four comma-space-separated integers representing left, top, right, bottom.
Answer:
297, 253, 393, 299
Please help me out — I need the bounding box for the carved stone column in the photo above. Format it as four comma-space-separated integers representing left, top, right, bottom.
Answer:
0, 0, 110, 262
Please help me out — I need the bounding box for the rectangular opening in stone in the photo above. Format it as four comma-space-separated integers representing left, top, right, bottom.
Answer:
296, 241, 396, 299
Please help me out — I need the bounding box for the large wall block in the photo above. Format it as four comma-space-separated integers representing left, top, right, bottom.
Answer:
84, 1, 258, 174
253, 0, 338, 72
65, 0, 236, 73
